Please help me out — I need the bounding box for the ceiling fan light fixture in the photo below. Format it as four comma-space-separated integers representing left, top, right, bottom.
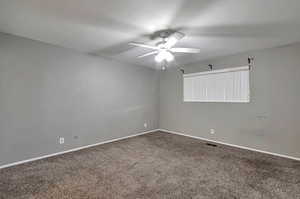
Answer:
165, 52, 174, 62
155, 54, 163, 63
155, 50, 174, 63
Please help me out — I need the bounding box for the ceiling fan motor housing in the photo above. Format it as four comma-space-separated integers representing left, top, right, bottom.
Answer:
156, 29, 177, 39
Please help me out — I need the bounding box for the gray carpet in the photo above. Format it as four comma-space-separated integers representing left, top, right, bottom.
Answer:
0, 131, 300, 199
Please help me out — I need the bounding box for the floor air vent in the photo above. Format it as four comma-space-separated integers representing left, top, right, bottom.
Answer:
206, 143, 218, 147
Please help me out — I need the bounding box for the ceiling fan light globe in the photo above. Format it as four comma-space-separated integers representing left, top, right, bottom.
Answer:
166, 56, 174, 62
165, 51, 174, 62
166, 57, 173, 62
155, 54, 164, 63
155, 50, 174, 62
155, 51, 166, 62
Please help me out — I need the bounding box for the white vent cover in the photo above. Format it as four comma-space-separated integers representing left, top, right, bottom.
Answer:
183, 66, 250, 103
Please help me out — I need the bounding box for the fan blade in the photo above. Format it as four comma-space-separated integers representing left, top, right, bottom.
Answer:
137, 51, 158, 58
165, 32, 185, 48
170, 47, 200, 53
129, 42, 159, 50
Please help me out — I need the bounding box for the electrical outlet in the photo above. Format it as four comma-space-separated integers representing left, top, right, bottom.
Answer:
144, 123, 148, 128
59, 137, 64, 144
210, 129, 215, 134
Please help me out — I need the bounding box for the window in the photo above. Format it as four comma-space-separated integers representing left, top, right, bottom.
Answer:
183, 66, 250, 103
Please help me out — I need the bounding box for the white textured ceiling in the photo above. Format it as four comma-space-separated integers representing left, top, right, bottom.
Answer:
0, 0, 300, 68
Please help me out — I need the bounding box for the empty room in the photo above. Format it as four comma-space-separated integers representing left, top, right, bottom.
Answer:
0, 0, 300, 198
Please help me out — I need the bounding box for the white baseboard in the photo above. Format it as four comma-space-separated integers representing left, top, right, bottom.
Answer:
158, 129, 300, 162
0, 129, 159, 170
2, 128, 298, 170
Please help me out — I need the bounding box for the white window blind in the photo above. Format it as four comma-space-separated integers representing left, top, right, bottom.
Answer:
183, 66, 250, 103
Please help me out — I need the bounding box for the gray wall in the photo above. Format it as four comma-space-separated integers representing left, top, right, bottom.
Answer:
0, 33, 159, 166
160, 43, 300, 158
1, 32, 300, 167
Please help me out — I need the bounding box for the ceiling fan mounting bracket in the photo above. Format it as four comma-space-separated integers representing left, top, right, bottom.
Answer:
150, 29, 177, 40
159, 30, 173, 38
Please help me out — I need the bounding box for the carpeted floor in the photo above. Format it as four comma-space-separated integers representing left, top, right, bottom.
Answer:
0, 131, 300, 199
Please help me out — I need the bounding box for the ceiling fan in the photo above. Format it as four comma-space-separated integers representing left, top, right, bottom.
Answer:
129, 30, 201, 64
